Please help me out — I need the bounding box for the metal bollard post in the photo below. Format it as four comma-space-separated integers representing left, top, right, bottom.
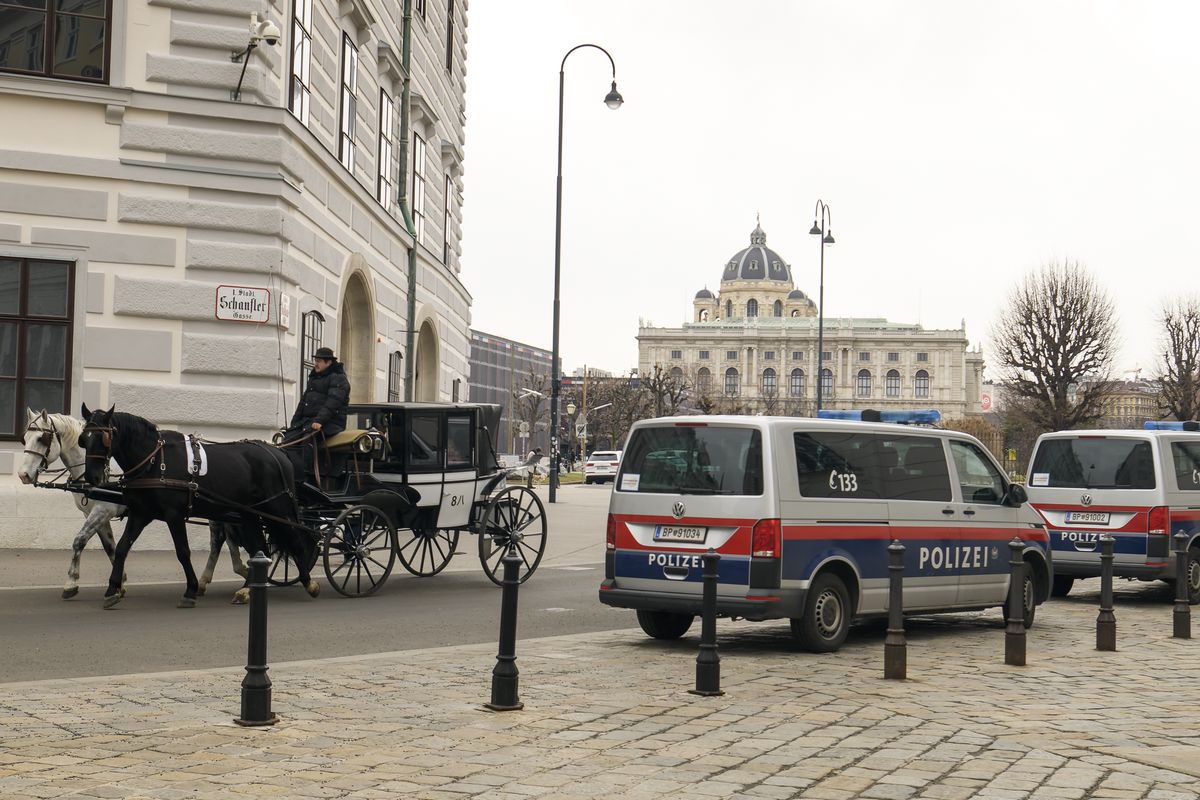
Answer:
690, 549, 724, 697
1096, 534, 1116, 651
1174, 531, 1191, 639
1004, 537, 1026, 666
884, 540, 906, 680
235, 551, 278, 727
485, 545, 524, 711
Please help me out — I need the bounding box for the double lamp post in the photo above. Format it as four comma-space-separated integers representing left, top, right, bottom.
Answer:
548, 44, 623, 504
809, 200, 834, 413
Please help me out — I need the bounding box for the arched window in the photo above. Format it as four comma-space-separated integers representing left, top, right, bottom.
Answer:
698, 309, 708, 322
670, 367, 683, 380
915, 369, 930, 398
387, 351, 403, 401
762, 368, 777, 396
790, 368, 805, 397
724, 367, 739, 396
773, 299, 783, 317
820, 368, 833, 398
856, 369, 872, 398
696, 367, 711, 394
300, 310, 325, 391
725, 299, 732, 318
790, 309, 800, 317
885, 369, 900, 398
746, 298, 758, 317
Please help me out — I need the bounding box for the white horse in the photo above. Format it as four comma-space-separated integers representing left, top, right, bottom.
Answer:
16, 409, 247, 599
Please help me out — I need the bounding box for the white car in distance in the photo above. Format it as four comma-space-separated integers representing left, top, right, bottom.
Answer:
584, 451, 622, 484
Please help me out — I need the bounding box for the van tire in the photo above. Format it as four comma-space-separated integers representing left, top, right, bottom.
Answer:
636, 610, 694, 640
1051, 575, 1074, 598
1188, 548, 1200, 605
1003, 568, 1037, 629
791, 573, 851, 653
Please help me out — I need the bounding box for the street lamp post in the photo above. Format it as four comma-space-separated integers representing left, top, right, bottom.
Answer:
809, 200, 835, 414
549, 44, 624, 504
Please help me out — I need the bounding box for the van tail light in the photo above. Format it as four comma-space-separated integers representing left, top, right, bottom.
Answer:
752, 518, 781, 558
1148, 506, 1169, 536
606, 514, 617, 550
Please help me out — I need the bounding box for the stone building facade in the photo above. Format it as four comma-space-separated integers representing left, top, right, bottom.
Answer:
0, 0, 469, 544
638, 223, 985, 418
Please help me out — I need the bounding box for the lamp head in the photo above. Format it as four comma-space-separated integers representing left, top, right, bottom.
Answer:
567, 402, 576, 415
823, 230, 835, 245
604, 81, 624, 110
809, 221, 822, 237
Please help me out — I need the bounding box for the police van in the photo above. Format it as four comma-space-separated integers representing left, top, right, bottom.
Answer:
1024, 421, 1200, 601
598, 410, 1052, 652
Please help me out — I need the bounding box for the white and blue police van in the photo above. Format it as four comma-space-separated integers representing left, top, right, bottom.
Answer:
598, 410, 1052, 652
1025, 421, 1200, 601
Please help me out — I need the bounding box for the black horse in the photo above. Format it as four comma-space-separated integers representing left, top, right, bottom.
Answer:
80, 405, 320, 608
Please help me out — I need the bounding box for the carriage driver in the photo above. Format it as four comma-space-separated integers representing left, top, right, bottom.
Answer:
283, 346, 351, 484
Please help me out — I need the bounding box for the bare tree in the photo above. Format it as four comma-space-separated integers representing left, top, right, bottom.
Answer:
688, 367, 719, 415
512, 368, 549, 452
642, 364, 690, 418
990, 260, 1118, 432
1156, 296, 1200, 421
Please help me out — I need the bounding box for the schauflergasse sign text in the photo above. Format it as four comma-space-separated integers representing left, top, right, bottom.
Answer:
215, 285, 271, 323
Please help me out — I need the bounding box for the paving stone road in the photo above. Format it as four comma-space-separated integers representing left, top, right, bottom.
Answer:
1, 580, 1198, 799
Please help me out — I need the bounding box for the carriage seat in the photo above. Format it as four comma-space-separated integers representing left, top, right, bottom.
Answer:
322, 429, 370, 451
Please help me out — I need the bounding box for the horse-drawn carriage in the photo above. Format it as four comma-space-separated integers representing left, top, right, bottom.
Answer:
24, 402, 547, 606
271, 402, 548, 596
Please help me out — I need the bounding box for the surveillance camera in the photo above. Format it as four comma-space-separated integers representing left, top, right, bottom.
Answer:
249, 14, 281, 46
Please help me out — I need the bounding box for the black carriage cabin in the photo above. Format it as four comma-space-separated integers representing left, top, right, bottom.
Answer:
339, 402, 502, 477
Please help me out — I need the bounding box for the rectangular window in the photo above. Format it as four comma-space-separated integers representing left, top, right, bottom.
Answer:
821, 351, 831, 361
387, 350, 403, 402
950, 440, 1007, 505
792, 351, 805, 361
0, 0, 111, 82
917, 352, 929, 362
1172, 442, 1200, 491
887, 352, 899, 362
414, 0, 426, 19
620, 425, 763, 496
408, 412, 443, 471
763, 351, 775, 361
858, 351, 870, 362
447, 413, 472, 469
442, 173, 453, 263
1030, 438, 1155, 490
412, 134, 427, 244
300, 310, 323, 393
338, 34, 358, 172
376, 91, 395, 210
698, 350, 710, 360
794, 432, 951, 502
670, 350, 682, 360
0, 258, 75, 438
289, 0, 312, 124
726, 350, 737, 360
444, 0, 454, 71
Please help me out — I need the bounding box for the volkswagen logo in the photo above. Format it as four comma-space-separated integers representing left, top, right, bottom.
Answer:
672, 501, 685, 519
1081, 493, 1093, 506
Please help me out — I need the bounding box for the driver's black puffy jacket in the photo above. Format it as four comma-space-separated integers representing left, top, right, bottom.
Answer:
291, 361, 350, 435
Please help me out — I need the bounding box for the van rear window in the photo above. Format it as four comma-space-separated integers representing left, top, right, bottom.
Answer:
620, 427, 763, 495
1030, 438, 1155, 489
794, 432, 951, 501
1172, 442, 1200, 491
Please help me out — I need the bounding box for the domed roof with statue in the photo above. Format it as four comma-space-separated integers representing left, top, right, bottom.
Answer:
720, 220, 793, 285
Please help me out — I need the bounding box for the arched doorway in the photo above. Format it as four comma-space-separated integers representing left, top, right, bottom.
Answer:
414, 319, 439, 401
339, 270, 374, 403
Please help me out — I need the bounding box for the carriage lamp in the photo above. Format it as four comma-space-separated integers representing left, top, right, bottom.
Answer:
356, 435, 374, 454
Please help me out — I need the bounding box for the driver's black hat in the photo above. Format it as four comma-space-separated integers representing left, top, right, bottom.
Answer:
314, 347, 336, 360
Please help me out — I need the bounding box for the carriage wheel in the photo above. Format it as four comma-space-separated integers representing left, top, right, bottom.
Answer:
322, 505, 397, 597
396, 527, 461, 576
266, 538, 318, 587
478, 486, 547, 586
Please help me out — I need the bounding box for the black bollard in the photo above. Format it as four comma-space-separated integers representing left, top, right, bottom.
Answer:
235, 551, 278, 727
690, 549, 724, 697
884, 540, 906, 680
485, 545, 524, 711
1096, 534, 1116, 651
1174, 531, 1191, 639
1004, 537, 1026, 666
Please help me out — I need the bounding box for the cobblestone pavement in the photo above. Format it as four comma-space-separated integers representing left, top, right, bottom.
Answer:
2, 587, 1199, 799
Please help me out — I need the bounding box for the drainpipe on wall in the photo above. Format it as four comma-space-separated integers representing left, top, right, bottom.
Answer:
396, 0, 418, 402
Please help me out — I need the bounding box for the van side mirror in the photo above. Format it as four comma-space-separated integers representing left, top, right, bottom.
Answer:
1003, 483, 1028, 507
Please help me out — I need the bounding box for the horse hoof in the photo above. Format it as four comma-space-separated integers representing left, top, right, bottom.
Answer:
178, 597, 197, 609
231, 589, 249, 605
102, 594, 122, 609
61, 587, 79, 600
197, 584, 207, 597
307, 581, 320, 598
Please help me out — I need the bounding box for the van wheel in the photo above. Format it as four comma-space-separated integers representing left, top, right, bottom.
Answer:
1051, 575, 1074, 598
636, 610, 695, 640
791, 573, 851, 653
1187, 548, 1200, 605
1003, 569, 1037, 629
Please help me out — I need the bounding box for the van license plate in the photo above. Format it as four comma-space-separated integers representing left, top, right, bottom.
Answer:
1065, 511, 1110, 524
655, 525, 707, 543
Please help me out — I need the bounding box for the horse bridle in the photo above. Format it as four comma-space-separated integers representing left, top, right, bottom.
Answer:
23, 416, 63, 471
83, 420, 166, 484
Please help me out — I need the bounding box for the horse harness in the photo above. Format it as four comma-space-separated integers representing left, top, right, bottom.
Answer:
24, 415, 84, 479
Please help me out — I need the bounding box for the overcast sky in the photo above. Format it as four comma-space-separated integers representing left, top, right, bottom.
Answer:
458, 1, 1200, 381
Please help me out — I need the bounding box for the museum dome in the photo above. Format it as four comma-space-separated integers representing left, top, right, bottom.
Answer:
694, 287, 715, 300
721, 222, 793, 284
787, 289, 808, 300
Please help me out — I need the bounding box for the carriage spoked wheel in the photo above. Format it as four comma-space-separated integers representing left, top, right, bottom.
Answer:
396, 527, 461, 576
266, 536, 319, 587
478, 486, 547, 586
321, 505, 397, 597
